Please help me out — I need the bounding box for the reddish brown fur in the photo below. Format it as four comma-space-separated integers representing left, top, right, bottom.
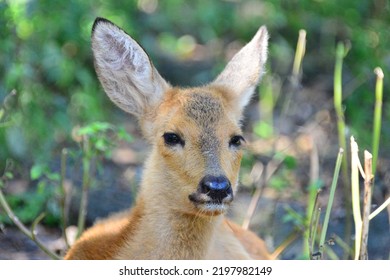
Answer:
65, 18, 270, 260
65, 210, 270, 260
65, 86, 271, 260
65, 202, 144, 260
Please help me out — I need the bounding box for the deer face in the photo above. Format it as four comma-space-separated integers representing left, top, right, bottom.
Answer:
91, 18, 268, 216
151, 88, 246, 215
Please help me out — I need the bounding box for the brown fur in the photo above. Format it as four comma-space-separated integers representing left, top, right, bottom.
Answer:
65, 18, 270, 260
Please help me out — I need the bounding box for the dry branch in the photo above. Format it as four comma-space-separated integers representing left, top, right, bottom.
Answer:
359, 151, 373, 259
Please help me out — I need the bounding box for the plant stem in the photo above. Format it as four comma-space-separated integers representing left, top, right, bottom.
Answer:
280, 30, 307, 119
359, 151, 373, 260
0, 184, 61, 259
309, 205, 321, 259
242, 155, 285, 230
270, 231, 299, 260
334, 42, 352, 257
257, 75, 276, 138
334, 234, 353, 258
60, 148, 70, 248
350, 136, 362, 260
372, 67, 384, 176
369, 197, 390, 220
324, 245, 339, 260
319, 148, 343, 259
292, 29, 306, 78
305, 137, 320, 258
77, 138, 91, 239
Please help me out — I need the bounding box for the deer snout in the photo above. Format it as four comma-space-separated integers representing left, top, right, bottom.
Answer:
199, 175, 232, 203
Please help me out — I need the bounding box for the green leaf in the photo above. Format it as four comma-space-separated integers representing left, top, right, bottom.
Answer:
30, 164, 47, 180
254, 121, 273, 139
283, 205, 305, 227
94, 138, 108, 152
117, 127, 133, 143
0, 108, 4, 121
284, 155, 297, 170
269, 176, 288, 191
46, 172, 61, 182
4, 172, 14, 180
77, 122, 113, 136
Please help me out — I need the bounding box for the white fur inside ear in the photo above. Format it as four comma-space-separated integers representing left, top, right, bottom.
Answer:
91, 19, 169, 117
213, 26, 269, 113
93, 22, 148, 74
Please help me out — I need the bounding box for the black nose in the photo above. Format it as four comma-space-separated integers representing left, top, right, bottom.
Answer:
199, 175, 232, 202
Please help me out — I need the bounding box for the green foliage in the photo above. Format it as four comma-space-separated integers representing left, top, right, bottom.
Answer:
75, 121, 133, 161
254, 122, 274, 139
1, 0, 389, 164
0, 121, 132, 226
283, 205, 306, 229
0, 179, 58, 225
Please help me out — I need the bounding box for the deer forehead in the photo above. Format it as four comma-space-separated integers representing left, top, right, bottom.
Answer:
184, 93, 224, 126
158, 90, 238, 134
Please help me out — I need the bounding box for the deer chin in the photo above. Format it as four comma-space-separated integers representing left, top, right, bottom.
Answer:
188, 192, 233, 216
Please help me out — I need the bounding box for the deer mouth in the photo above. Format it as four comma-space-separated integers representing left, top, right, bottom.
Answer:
188, 175, 234, 214
188, 192, 233, 214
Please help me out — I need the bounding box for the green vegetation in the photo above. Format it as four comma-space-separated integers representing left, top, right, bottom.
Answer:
1, 0, 389, 164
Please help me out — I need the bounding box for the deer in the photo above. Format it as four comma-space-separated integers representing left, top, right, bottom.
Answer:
64, 17, 270, 260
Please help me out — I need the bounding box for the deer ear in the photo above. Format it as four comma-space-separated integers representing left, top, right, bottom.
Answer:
91, 18, 170, 118
213, 26, 268, 113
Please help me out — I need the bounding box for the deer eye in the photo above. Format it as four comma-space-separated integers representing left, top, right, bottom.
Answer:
229, 135, 245, 148
163, 133, 184, 146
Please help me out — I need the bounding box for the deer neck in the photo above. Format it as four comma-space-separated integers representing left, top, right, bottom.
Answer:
141, 203, 222, 259
119, 153, 223, 259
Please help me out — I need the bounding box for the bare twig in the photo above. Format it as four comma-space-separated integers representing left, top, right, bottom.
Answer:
31, 212, 46, 242
369, 197, 390, 220
292, 29, 307, 79
242, 155, 285, 230
0, 183, 61, 260
308, 189, 322, 259
60, 148, 71, 248
77, 137, 91, 239
270, 231, 299, 260
350, 136, 362, 260
359, 150, 373, 260
305, 136, 320, 257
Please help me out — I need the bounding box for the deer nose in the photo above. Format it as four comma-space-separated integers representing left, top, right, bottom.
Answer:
199, 175, 232, 202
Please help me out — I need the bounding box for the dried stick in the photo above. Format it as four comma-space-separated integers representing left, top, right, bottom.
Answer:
359, 151, 373, 259
308, 190, 322, 259
369, 197, 390, 220
76, 137, 91, 239
0, 184, 61, 260
350, 136, 362, 260
242, 155, 285, 230
292, 30, 306, 79
270, 231, 299, 260
305, 136, 320, 257
60, 148, 71, 248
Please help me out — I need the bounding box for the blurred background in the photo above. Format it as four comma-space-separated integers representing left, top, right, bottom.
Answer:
0, 0, 389, 259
